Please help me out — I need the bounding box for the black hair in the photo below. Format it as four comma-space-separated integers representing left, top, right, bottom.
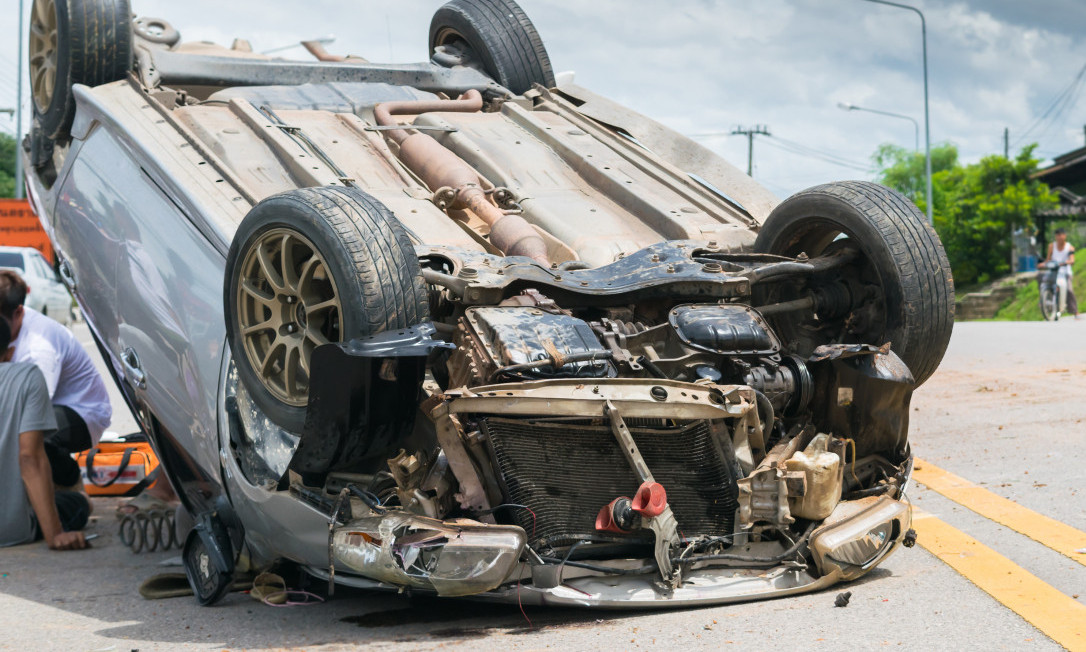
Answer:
0, 315, 11, 351
1054, 228, 1067, 236
0, 270, 28, 319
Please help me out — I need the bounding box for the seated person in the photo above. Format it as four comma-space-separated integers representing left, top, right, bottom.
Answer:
0, 315, 88, 550
0, 270, 112, 458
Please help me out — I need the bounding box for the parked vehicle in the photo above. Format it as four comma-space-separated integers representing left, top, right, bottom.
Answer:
0, 245, 74, 325
24, 0, 953, 607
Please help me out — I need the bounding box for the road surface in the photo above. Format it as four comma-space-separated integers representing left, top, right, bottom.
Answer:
0, 320, 1083, 650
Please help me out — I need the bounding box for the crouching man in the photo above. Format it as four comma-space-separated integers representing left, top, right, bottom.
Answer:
0, 270, 111, 457
1, 315, 89, 550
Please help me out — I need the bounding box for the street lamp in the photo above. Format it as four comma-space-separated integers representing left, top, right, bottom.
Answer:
838, 102, 920, 151
860, 0, 932, 225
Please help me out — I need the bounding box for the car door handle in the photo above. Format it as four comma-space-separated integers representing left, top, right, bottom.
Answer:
121, 347, 147, 390
58, 259, 77, 292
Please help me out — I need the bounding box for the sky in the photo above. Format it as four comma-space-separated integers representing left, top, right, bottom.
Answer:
1, 0, 1084, 199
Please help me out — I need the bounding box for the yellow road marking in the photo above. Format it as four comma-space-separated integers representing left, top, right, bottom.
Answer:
914, 458, 1086, 567
912, 510, 1086, 651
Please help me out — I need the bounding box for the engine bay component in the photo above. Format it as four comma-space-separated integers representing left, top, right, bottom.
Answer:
669, 304, 780, 356
448, 306, 613, 386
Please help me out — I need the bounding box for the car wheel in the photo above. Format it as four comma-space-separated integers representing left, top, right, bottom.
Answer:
29, 0, 132, 142
753, 181, 954, 386
224, 187, 429, 433
430, 0, 555, 95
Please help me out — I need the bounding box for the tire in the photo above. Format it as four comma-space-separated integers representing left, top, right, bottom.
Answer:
29, 0, 133, 142
224, 187, 429, 433
1039, 285, 1057, 321
753, 181, 954, 386
430, 0, 555, 95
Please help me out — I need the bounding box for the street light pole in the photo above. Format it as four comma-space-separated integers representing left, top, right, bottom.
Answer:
861, 0, 932, 225
837, 102, 919, 151
14, 0, 25, 200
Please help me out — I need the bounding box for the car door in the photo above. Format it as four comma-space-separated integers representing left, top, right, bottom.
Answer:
108, 167, 229, 492
54, 126, 229, 507
52, 130, 124, 346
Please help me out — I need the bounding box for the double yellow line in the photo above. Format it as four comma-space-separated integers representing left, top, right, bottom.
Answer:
912, 459, 1086, 651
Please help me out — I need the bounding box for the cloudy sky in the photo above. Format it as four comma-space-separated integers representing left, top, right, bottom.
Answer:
1, 0, 1084, 198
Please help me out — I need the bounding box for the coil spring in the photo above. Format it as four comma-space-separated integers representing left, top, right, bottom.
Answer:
118, 508, 179, 553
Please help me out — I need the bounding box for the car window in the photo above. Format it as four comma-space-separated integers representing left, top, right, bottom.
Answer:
0, 251, 25, 270
32, 254, 54, 280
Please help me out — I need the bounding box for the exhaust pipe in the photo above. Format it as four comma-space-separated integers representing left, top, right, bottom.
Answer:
374, 90, 549, 265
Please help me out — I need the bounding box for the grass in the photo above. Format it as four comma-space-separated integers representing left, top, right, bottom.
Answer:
993, 251, 1085, 320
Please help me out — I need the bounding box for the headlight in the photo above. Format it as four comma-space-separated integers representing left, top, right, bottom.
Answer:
333, 513, 526, 597
827, 522, 894, 568
810, 496, 910, 576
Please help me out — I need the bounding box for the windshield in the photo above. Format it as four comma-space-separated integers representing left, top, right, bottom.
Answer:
0, 252, 25, 270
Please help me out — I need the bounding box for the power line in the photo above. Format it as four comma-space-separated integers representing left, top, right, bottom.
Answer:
1012, 61, 1086, 148
769, 134, 874, 169
761, 135, 874, 173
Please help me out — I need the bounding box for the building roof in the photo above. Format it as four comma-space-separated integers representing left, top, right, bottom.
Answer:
1035, 145, 1086, 193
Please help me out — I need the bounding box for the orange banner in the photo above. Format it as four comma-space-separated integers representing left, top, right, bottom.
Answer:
0, 198, 53, 265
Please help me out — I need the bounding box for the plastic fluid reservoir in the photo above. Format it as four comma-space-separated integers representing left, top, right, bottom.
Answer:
784, 433, 843, 520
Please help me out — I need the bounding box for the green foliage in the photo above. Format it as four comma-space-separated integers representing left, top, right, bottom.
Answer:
872, 142, 959, 206
0, 132, 14, 198
873, 143, 1057, 286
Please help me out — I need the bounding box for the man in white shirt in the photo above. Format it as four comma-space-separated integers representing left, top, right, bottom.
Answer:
0, 314, 88, 550
0, 271, 112, 461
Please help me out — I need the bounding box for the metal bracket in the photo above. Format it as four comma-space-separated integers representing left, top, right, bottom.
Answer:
604, 400, 681, 588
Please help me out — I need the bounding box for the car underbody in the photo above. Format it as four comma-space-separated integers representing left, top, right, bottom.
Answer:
24, 0, 951, 607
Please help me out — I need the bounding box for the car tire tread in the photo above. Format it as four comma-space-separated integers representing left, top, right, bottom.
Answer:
754, 180, 953, 386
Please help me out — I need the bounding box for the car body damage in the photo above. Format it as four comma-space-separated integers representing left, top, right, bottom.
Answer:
24, 0, 953, 607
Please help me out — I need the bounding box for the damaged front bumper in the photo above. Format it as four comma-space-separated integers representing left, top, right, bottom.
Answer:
325, 493, 911, 607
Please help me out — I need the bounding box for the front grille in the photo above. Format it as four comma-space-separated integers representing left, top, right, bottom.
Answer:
482, 417, 739, 548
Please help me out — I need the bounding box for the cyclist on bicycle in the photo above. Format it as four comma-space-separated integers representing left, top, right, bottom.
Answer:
1041, 228, 1077, 319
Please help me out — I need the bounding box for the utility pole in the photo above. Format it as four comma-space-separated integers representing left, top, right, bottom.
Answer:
731, 125, 770, 177
1003, 127, 1009, 159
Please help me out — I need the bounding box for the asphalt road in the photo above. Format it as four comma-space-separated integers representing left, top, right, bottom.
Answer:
0, 320, 1083, 651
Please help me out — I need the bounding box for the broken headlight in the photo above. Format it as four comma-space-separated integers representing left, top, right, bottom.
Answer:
810, 496, 910, 577
332, 513, 526, 597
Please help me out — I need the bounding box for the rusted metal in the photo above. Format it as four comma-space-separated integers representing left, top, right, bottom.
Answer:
604, 400, 682, 587
374, 90, 550, 264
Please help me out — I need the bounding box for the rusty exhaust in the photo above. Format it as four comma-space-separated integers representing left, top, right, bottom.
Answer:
374, 90, 549, 265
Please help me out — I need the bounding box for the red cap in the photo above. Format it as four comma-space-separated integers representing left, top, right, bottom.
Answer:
631, 481, 667, 518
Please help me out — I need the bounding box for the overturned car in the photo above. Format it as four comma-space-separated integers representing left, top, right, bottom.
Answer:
25, 0, 953, 606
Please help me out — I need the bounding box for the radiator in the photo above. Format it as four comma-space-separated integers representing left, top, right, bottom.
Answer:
481, 417, 739, 549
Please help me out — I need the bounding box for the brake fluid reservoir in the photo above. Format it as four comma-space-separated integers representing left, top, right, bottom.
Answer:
785, 433, 843, 520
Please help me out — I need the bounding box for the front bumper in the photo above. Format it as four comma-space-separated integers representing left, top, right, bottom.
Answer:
323, 493, 912, 608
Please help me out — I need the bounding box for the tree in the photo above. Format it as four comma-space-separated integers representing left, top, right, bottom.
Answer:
872, 142, 959, 213
873, 142, 1056, 286
0, 132, 14, 198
